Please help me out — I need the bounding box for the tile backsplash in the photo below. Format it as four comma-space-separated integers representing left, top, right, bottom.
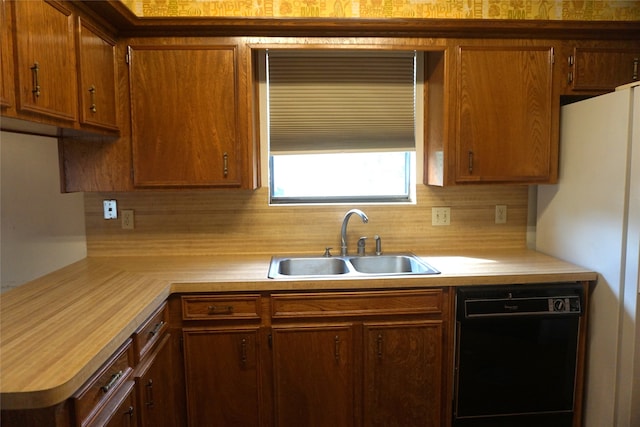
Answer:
84, 185, 528, 257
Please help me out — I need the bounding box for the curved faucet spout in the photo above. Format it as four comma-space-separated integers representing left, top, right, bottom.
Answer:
340, 209, 369, 256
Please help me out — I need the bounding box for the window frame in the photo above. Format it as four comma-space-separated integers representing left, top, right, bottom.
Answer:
257, 48, 425, 206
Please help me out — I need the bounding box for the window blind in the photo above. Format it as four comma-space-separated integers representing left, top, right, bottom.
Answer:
267, 50, 416, 154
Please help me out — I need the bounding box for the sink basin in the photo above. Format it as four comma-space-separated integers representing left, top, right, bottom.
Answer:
268, 253, 439, 279
270, 257, 351, 277
349, 255, 439, 275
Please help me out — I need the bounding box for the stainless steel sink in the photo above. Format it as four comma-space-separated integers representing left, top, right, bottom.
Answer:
349, 255, 439, 275
268, 253, 439, 279
274, 257, 351, 277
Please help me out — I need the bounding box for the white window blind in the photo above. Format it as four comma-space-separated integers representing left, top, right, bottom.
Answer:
267, 50, 417, 154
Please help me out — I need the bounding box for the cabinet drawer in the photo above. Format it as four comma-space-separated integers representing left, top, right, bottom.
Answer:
271, 289, 444, 319
182, 295, 262, 321
72, 339, 134, 427
133, 302, 168, 362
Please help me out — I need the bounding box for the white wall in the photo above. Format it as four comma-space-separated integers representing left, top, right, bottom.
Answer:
1, 131, 86, 292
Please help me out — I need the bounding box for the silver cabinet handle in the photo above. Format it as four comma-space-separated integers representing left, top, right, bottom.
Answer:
101, 370, 123, 393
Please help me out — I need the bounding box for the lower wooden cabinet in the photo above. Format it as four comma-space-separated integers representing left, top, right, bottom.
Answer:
271, 324, 357, 427
182, 327, 265, 426
71, 339, 135, 427
177, 289, 452, 427
134, 334, 179, 427
363, 321, 444, 427
88, 380, 137, 427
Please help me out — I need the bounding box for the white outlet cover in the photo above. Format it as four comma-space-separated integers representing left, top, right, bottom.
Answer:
103, 200, 117, 219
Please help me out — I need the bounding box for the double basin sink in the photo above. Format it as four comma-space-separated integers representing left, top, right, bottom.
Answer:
268, 253, 440, 279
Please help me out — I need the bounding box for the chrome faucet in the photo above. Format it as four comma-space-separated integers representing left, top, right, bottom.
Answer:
340, 209, 369, 256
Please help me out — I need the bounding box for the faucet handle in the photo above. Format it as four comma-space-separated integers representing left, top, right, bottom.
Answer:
374, 235, 382, 255
357, 237, 367, 256
323, 247, 333, 257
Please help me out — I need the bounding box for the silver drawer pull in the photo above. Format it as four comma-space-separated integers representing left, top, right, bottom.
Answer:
101, 370, 123, 393
149, 321, 165, 336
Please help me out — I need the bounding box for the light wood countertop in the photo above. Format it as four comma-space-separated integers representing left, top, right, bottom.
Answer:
0, 249, 596, 410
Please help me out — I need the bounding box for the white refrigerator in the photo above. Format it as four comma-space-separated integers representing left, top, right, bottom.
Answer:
536, 82, 640, 427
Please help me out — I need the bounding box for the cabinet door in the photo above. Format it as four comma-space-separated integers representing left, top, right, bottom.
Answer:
363, 321, 444, 427
456, 45, 555, 183
1, 0, 13, 109
77, 17, 118, 131
13, 0, 77, 122
183, 327, 263, 427
135, 334, 179, 427
128, 45, 242, 187
87, 381, 138, 427
271, 324, 356, 427
569, 47, 639, 92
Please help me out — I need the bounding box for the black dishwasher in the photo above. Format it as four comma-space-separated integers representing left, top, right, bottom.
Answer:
453, 283, 584, 427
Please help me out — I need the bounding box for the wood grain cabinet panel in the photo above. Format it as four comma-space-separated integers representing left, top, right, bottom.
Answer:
77, 16, 118, 132
72, 339, 135, 427
128, 44, 247, 188
268, 288, 452, 426
454, 45, 555, 184
88, 381, 137, 427
568, 46, 639, 92
271, 324, 357, 427
363, 320, 443, 427
134, 334, 179, 427
12, 0, 77, 122
1, 0, 13, 109
183, 327, 264, 426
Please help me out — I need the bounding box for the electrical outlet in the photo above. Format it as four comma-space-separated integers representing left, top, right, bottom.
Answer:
495, 205, 507, 224
103, 200, 117, 219
432, 207, 451, 226
122, 210, 135, 230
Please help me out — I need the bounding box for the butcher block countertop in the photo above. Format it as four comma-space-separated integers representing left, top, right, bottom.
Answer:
0, 249, 597, 410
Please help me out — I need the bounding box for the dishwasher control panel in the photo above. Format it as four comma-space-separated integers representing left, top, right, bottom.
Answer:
549, 296, 581, 313
458, 283, 584, 319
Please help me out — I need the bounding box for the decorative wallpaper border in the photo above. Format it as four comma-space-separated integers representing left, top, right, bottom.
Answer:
121, 0, 640, 20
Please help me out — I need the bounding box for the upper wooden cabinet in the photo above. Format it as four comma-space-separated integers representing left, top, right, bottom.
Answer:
564, 44, 640, 94
12, 0, 77, 123
2, 0, 119, 135
1, 0, 13, 110
445, 44, 556, 184
128, 43, 255, 188
77, 17, 118, 132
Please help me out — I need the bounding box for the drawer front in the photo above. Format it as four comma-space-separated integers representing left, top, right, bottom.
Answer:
182, 295, 262, 321
73, 339, 134, 427
134, 302, 168, 362
271, 289, 444, 319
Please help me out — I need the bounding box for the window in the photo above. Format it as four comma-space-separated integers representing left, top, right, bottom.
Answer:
265, 49, 420, 204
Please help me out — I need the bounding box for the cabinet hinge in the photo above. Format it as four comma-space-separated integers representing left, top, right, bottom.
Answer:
550, 47, 555, 65
125, 46, 131, 65
268, 333, 272, 349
